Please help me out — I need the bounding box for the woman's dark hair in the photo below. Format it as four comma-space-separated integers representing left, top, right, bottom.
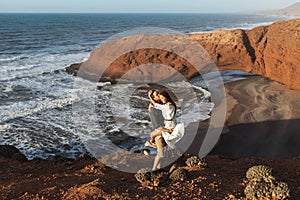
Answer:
159, 90, 177, 111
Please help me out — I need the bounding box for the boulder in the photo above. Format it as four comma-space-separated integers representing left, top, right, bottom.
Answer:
0, 145, 27, 162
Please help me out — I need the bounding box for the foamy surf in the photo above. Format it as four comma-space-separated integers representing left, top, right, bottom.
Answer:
0, 96, 77, 124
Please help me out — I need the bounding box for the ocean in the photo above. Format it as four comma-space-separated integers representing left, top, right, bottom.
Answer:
0, 13, 289, 160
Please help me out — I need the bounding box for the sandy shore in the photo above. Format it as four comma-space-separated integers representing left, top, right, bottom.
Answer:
212, 76, 300, 158
1, 76, 300, 199
226, 76, 300, 125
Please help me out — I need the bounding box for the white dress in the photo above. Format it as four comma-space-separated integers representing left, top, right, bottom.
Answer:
154, 103, 184, 149
153, 103, 176, 129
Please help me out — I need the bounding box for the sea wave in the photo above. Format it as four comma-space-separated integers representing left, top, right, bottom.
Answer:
0, 55, 24, 62
0, 96, 77, 124
0, 52, 88, 82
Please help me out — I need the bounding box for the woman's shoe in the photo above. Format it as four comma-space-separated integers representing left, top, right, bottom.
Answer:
143, 149, 150, 155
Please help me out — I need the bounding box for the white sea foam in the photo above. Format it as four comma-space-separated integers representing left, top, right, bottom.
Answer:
0, 55, 23, 62
0, 64, 36, 74
0, 124, 11, 131
0, 95, 78, 123
0, 52, 89, 82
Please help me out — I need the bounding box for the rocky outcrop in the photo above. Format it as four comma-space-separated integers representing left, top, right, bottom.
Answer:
0, 145, 27, 162
67, 18, 300, 89
189, 18, 300, 90
66, 63, 81, 76
71, 34, 205, 83
189, 29, 255, 72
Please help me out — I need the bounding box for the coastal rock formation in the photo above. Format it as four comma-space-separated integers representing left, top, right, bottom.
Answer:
67, 18, 300, 89
189, 18, 300, 90
71, 34, 204, 83
0, 145, 27, 162
66, 62, 81, 76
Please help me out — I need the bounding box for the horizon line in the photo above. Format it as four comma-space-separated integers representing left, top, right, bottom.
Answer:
0, 11, 256, 14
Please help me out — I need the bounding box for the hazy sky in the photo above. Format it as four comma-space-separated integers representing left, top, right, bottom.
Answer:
0, 0, 299, 13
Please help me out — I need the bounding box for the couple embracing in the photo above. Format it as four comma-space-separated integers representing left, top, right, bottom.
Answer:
145, 89, 184, 171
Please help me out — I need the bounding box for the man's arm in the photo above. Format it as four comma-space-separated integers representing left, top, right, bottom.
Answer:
158, 127, 173, 133
148, 103, 153, 112
148, 90, 157, 105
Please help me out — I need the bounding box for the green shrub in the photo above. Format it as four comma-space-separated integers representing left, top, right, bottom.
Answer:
244, 165, 290, 200
169, 168, 189, 181
185, 156, 208, 168
244, 179, 274, 199
272, 182, 290, 200
134, 168, 154, 183
246, 165, 273, 181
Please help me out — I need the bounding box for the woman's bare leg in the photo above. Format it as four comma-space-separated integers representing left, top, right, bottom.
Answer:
152, 137, 166, 170
152, 155, 162, 170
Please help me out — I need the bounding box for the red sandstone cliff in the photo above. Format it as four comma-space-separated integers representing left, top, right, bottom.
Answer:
189, 18, 300, 89
67, 18, 300, 89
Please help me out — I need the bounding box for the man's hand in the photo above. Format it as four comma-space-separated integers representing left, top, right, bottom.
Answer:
160, 127, 173, 133
148, 90, 153, 97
